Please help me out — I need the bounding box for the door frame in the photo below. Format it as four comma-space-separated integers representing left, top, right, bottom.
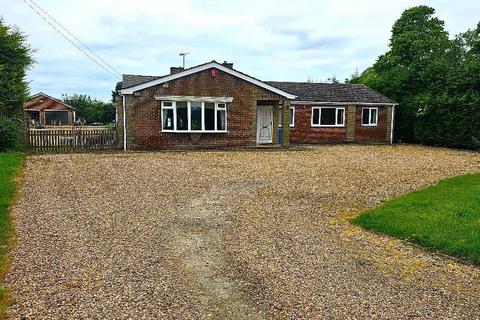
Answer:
256, 105, 273, 144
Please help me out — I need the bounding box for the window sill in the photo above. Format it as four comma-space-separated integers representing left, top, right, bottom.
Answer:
161, 130, 229, 133
361, 124, 378, 127
311, 125, 345, 128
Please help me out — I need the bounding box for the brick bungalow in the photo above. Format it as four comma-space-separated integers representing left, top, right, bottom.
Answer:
115, 61, 396, 150
25, 92, 76, 126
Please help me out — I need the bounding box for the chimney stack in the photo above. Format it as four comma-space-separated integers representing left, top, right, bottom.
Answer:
170, 67, 184, 74
222, 61, 233, 69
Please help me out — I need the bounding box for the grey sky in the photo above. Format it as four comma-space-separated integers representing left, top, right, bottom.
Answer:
1, 0, 479, 101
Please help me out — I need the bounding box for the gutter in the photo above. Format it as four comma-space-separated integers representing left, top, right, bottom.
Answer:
122, 94, 127, 151
291, 101, 399, 106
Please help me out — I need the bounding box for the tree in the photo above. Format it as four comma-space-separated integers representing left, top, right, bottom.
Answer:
62, 94, 115, 125
348, 6, 480, 149
368, 6, 451, 141
0, 19, 34, 118
414, 22, 480, 149
326, 75, 340, 84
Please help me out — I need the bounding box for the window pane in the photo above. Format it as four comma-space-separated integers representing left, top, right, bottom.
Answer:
205, 102, 215, 130
289, 108, 294, 126
320, 108, 336, 125
337, 109, 344, 125
176, 101, 188, 130
217, 109, 226, 131
162, 108, 173, 130
362, 108, 369, 125
312, 108, 320, 124
163, 101, 173, 107
28, 111, 40, 122
370, 109, 377, 124
190, 102, 202, 131
45, 111, 68, 125
217, 103, 226, 109
278, 108, 283, 127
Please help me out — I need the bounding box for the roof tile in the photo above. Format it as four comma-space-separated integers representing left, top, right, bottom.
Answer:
265, 81, 394, 104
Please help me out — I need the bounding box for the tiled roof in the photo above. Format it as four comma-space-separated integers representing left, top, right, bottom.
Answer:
265, 81, 395, 104
118, 75, 163, 90
118, 61, 219, 90
115, 61, 395, 104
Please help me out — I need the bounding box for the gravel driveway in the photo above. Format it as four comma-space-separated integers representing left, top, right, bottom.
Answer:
6, 145, 480, 319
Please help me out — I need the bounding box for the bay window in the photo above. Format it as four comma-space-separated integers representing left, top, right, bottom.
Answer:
162, 102, 174, 130
217, 103, 226, 131
190, 101, 202, 131
362, 107, 378, 126
204, 103, 215, 130
311, 107, 345, 127
161, 101, 227, 132
176, 101, 188, 130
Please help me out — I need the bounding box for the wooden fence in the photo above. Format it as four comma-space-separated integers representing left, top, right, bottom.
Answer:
28, 127, 118, 153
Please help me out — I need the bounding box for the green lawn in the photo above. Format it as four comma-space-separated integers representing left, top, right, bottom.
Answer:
0, 152, 23, 315
353, 173, 480, 264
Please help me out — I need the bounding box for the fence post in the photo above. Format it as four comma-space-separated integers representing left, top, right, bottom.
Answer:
74, 127, 77, 150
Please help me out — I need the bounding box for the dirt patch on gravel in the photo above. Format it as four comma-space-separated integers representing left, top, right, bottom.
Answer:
6, 145, 480, 319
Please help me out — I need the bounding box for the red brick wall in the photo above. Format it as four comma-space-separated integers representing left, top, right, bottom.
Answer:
290, 105, 347, 143
289, 105, 389, 144
118, 72, 391, 149
355, 106, 388, 143
120, 68, 283, 150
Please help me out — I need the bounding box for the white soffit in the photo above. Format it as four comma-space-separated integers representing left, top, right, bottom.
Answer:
154, 95, 234, 103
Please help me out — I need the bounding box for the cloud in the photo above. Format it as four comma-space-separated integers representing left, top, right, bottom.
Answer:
1, 0, 479, 101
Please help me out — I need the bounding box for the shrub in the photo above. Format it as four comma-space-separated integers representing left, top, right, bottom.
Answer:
0, 116, 22, 151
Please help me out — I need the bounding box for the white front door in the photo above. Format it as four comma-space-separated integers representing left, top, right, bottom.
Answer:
257, 105, 273, 144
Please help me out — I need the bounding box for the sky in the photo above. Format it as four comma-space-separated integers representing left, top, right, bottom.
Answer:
1, 0, 480, 101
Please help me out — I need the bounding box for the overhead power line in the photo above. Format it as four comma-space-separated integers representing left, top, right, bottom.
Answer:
22, 0, 122, 79
26, 0, 122, 77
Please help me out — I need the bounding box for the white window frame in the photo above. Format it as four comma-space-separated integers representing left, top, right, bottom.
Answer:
161, 101, 228, 133
278, 106, 295, 127
189, 101, 202, 131
161, 101, 175, 131
289, 107, 295, 127
216, 103, 227, 132
311, 107, 345, 127
362, 107, 378, 126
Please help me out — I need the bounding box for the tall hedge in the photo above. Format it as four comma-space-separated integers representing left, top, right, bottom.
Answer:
0, 116, 23, 152
0, 19, 34, 150
349, 6, 480, 150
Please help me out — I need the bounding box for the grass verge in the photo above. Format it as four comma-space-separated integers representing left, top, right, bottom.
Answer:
353, 173, 480, 264
0, 152, 23, 317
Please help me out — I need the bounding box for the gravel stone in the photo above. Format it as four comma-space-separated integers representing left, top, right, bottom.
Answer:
5, 145, 480, 319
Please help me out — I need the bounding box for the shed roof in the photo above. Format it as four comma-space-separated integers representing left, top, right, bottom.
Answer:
25, 93, 75, 111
